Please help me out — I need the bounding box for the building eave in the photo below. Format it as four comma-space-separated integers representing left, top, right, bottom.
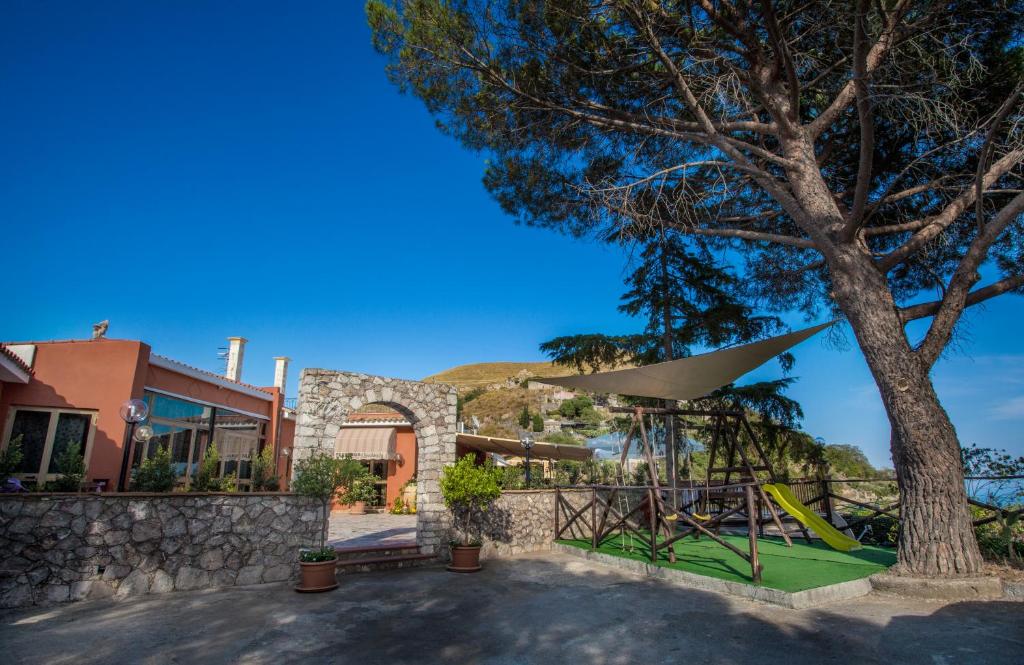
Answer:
0, 350, 30, 384
148, 354, 274, 402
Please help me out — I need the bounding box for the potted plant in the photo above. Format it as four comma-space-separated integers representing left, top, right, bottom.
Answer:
401, 479, 417, 511
339, 471, 378, 514
291, 451, 363, 592
439, 454, 501, 572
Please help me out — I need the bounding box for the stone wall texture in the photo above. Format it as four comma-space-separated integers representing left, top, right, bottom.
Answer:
0, 493, 321, 609
478, 489, 594, 558
295, 369, 458, 554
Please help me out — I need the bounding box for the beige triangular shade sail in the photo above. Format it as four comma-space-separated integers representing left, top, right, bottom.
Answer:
539, 322, 833, 401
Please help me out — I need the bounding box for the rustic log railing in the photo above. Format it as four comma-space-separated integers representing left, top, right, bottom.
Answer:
784, 476, 1023, 534
554, 483, 764, 583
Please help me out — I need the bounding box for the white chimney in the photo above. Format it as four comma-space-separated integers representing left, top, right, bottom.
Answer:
225, 337, 247, 381
273, 356, 290, 393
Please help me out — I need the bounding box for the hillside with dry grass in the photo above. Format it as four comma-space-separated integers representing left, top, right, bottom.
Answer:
421, 361, 570, 389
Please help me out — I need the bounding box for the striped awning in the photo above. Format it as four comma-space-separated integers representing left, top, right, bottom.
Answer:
335, 427, 398, 461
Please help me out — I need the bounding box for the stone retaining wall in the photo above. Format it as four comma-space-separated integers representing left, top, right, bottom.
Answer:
0, 493, 321, 609
478, 489, 594, 559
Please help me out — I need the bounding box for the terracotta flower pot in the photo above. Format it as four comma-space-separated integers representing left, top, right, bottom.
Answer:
447, 544, 482, 573
295, 558, 338, 593
349, 501, 366, 515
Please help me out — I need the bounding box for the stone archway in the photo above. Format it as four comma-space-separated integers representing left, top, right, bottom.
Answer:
294, 369, 457, 554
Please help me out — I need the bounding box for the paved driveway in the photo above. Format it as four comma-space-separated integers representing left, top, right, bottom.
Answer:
1, 552, 1020, 665
328, 513, 417, 548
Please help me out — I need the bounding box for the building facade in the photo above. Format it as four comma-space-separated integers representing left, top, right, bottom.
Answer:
0, 337, 294, 491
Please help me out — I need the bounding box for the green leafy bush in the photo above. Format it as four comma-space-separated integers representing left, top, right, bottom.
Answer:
390, 496, 406, 514
341, 472, 380, 504
518, 405, 531, 429
189, 444, 221, 491
0, 435, 24, 481
440, 454, 501, 546
49, 441, 85, 492
293, 452, 363, 550
132, 444, 177, 492
251, 445, 279, 491
300, 546, 338, 563
531, 414, 544, 432
973, 505, 1023, 564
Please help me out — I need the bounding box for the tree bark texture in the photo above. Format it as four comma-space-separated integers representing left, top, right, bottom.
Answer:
826, 248, 983, 575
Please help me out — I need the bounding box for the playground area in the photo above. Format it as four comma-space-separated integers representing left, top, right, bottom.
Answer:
557, 534, 895, 593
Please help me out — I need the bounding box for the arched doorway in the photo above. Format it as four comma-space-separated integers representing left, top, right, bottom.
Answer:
293, 369, 457, 554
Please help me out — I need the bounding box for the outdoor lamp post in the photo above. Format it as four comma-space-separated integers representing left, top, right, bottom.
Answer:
519, 433, 535, 489
117, 398, 149, 491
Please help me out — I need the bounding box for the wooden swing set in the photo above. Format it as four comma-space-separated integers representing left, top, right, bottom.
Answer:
553, 405, 809, 583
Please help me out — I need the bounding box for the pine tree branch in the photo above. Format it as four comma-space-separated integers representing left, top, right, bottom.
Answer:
900, 274, 1024, 324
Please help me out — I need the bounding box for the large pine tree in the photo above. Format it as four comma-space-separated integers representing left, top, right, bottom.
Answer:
368, 0, 1023, 575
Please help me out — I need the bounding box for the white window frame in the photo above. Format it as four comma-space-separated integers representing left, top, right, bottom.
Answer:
1, 406, 98, 482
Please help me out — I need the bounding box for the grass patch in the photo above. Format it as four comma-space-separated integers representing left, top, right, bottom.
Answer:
558, 533, 896, 593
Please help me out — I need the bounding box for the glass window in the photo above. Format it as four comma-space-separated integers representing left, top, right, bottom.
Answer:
10, 410, 50, 474
47, 413, 90, 473
146, 392, 211, 426
3, 408, 96, 480
137, 391, 215, 485
214, 410, 263, 486
134, 393, 267, 488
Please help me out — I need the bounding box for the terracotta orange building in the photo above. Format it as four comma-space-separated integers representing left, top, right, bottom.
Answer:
331, 409, 418, 511
0, 336, 295, 491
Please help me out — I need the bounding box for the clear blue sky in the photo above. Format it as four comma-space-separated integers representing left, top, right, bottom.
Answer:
2, 2, 1021, 467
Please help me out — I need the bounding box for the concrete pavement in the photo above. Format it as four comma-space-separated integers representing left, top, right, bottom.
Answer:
1, 551, 1020, 665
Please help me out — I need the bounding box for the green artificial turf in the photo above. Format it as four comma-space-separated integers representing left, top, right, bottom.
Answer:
557, 533, 896, 592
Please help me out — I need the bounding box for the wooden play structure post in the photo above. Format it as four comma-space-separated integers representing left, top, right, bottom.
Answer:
744, 483, 762, 583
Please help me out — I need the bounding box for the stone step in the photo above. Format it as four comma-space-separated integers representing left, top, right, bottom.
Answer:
333, 542, 420, 562
334, 552, 437, 575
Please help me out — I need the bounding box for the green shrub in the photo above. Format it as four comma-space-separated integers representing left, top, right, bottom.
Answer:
0, 435, 24, 481
220, 472, 237, 493
293, 452, 363, 550
531, 414, 544, 432
440, 454, 501, 545
251, 445, 279, 491
490, 463, 524, 490
518, 405, 531, 429
973, 505, 1023, 563
190, 444, 220, 491
132, 444, 177, 492
49, 441, 85, 492
390, 496, 406, 514
341, 472, 380, 504
300, 547, 338, 563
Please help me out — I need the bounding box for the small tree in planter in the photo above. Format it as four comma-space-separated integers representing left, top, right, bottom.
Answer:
291, 451, 363, 592
440, 454, 501, 572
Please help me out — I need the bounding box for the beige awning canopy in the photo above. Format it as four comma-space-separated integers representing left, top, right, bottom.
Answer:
456, 433, 594, 462
335, 427, 398, 461
539, 322, 833, 401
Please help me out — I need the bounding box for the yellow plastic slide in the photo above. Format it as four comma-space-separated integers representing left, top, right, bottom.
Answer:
763, 483, 862, 552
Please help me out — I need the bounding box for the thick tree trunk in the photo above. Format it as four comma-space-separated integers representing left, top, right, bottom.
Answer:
827, 248, 983, 576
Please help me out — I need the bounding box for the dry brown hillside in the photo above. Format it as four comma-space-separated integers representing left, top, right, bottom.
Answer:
421, 361, 570, 389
